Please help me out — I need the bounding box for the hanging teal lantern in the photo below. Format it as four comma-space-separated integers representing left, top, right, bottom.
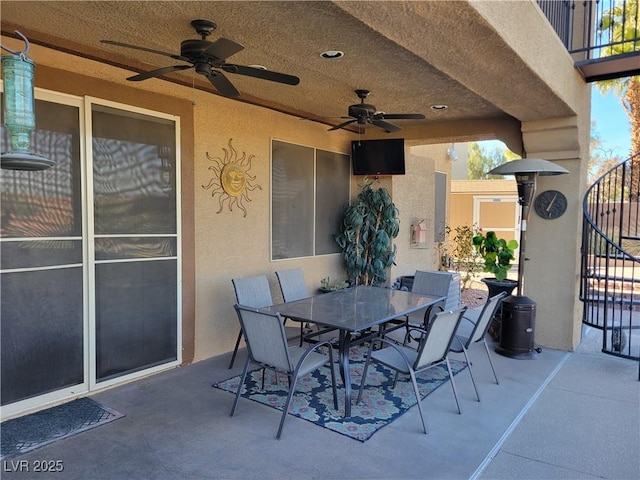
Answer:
1, 31, 54, 170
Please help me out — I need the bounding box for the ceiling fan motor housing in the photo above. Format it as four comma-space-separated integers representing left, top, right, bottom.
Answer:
349, 103, 376, 118
181, 39, 219, 62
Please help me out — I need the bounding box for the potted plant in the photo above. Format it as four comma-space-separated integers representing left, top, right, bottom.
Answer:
319, 276, 349, 293
438, 223, 484, 291
473, 230, 518, 340
334, 180, 399, 286
473, 230, 518, 283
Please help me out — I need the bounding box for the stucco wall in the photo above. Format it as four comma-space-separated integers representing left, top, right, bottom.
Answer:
6, 37, 450, 363
391, 144, 449, 280
190, 94, 355, 361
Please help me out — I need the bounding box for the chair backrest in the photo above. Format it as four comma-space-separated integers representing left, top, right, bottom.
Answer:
415, 307, 466, 369
275, 268, 310, 302
232, 275, 273, 308
234, 304, 292, 372
412, 270, 461, 311
467, 292, 507, 346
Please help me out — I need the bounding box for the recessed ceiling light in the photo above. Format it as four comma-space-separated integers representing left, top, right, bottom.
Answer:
320, 50, 344, 59
248, 65, 267, 70
431, 104, 448, 110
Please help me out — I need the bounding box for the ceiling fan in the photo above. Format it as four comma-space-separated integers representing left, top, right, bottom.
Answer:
329, 89, 425, 133
101, 19, 300, 98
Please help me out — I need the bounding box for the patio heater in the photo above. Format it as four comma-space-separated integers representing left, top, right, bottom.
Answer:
487, 158, 569, 359
1, 31, 54, 170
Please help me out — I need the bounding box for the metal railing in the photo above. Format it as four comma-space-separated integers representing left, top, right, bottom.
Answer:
581, 153, 640, 360
538, 0, 640, 59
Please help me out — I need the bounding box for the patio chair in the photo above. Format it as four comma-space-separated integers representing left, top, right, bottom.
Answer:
230, 304, 339, 439
384, 270, 461, 346
357, 307, 467, 434
276, 267, 343, 347
275, 268, 312, 345
275, 267, 310, 303
410, 270, 460, 318
449, 292, 506, 401
228, 275, 274, 369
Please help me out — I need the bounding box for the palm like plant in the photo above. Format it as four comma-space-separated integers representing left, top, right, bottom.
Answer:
597, 0, 640, 156
334, 181, 399, 286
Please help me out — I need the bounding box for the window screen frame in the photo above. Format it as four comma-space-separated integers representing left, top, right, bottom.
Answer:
270, 138, 350, 261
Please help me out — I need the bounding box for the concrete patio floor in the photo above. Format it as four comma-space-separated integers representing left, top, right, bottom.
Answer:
2, 327, 638, 480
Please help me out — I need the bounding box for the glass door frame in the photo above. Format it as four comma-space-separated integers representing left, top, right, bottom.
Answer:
1, 87, 182, 419
84, 97, 182, 392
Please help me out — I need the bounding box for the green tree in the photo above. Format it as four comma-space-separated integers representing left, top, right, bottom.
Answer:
597, 1, 640, 156
467, 142, 520, 179
589, 119, 622, 184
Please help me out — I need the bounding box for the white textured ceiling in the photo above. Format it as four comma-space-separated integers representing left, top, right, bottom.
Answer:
1, 1, 575, 137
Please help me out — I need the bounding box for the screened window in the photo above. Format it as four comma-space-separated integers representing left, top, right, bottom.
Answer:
271, 140, 350, 260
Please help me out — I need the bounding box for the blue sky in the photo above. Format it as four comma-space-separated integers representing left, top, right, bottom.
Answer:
478, 85, 632, 158
591, 85, 631, 158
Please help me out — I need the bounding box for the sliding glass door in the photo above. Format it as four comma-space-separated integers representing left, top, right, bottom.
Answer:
90, 103, 180, 385
1, 93, 85, 409
1, 90, 181, 417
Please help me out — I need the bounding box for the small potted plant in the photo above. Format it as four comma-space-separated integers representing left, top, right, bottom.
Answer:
473, 230, 518, 283
319, 276, 349, 293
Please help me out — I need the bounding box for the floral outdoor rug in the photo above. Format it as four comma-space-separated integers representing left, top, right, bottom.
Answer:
214, 345, 466, 442
1, 397, 124, 460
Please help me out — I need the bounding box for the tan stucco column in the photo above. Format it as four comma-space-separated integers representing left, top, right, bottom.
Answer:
521, 113, 590, 351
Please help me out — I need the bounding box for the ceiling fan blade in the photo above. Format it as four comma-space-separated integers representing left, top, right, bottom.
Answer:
202, 37, 245, 60
101, 40, 185, 61
328, 119, 356, 131
222, 64, 300, 85
371, 119, 402, 133
127, 64, 192, 81
379, 113, 426, 120
205, 71, 240, 98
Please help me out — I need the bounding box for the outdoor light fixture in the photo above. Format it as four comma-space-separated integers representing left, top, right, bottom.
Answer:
1, 31, 54, 171
487, 157, 569, 359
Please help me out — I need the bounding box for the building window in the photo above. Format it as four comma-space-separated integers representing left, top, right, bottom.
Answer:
271, 139, 350, 260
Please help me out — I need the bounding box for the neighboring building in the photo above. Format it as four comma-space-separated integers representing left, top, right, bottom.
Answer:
450, 179, 519, 247
449, 140, 519, 247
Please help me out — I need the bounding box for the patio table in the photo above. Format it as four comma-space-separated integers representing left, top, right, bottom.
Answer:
265, 285, 445, 417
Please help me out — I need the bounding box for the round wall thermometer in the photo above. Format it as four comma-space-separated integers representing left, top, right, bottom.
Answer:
534, 190, 567, 219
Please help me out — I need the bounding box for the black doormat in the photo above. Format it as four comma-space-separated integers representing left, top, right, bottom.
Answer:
1, 397, 124, 460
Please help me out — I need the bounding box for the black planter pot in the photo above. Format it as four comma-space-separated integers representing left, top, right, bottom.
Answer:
481, 277, 518, 297
481, 278, 518, 341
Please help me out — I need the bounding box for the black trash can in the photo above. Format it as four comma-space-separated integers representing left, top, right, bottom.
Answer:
495, 295, 538, 359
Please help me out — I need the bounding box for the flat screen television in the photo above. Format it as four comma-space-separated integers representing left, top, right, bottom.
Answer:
351, 138, 405, 176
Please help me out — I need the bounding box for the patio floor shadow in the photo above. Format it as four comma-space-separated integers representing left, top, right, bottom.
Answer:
2, 327, 638, 480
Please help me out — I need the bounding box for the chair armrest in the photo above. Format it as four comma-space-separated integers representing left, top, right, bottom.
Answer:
405, 325, 429, 349
372, 337, 414, 370
292, 339, 338, 374
423, 303, 444, 327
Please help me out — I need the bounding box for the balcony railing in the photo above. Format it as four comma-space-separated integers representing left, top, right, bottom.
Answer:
581, 153, 640, 361
538, 0, 640, 59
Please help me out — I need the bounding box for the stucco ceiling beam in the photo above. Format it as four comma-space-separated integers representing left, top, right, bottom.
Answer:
333, 0, 578, 123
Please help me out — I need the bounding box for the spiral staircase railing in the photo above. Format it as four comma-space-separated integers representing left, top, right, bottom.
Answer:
581, 153, 640, 361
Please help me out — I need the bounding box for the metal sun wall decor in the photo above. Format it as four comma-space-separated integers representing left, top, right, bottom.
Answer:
202, 138, 261, 217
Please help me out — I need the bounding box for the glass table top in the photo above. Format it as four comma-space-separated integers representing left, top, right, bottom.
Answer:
265, 285, 444, 333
